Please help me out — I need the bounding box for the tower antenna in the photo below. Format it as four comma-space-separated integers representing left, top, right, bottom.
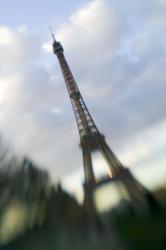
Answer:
49, 26, 56, 42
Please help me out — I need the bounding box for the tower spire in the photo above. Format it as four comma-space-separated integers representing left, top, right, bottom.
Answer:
49, 26, 56, 42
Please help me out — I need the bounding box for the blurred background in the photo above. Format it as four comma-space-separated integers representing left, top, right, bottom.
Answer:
0, 0, 165, 249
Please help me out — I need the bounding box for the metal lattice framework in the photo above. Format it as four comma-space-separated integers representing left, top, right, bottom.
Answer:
52, 36, 124, 186
51, 33, 159, 211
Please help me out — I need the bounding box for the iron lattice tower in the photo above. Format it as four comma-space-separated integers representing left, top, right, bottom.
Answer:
51, 33, 159, 210
52, 36, 124, 183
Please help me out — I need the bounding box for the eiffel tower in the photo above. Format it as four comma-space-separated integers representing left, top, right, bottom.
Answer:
51, 31, 159, 211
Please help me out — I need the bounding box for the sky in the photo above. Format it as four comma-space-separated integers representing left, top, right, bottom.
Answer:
0, 0, 89, 28
0, 0, 166, 195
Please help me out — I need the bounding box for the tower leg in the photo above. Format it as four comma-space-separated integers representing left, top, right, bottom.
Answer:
98, 138, 123, 177
97, 138, 160, 211
81, 136, 96, 212
81, 136, 96, 186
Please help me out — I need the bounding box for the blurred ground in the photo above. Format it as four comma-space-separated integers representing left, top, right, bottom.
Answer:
0, 155, 165, 250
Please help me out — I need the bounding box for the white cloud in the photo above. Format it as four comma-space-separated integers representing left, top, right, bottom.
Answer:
0, 26, 13, 45
57, 0, 119, 68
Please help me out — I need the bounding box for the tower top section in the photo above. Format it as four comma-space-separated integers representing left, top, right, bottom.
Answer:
49, 27, 63, 54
